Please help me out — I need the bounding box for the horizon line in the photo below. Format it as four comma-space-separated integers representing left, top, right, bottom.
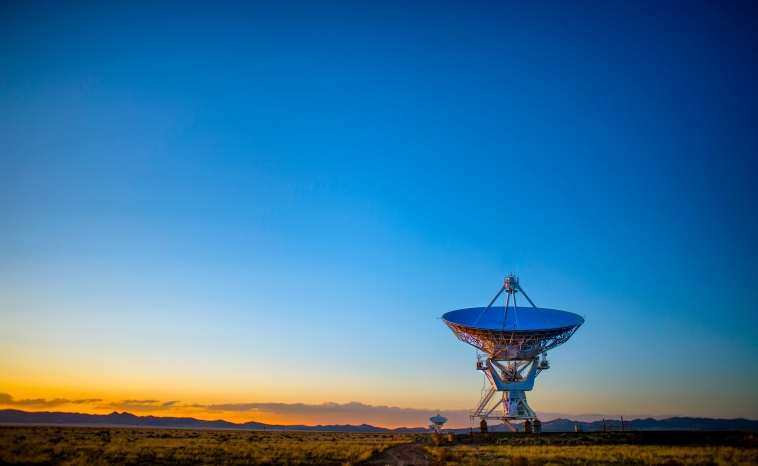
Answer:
2, 408, 757, 430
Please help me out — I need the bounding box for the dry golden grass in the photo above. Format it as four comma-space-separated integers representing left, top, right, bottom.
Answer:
426, 443, 758, 466
0, 426, 416, 465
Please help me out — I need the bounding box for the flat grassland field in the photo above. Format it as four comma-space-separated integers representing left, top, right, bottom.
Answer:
425, 433, 758, 466
2, 427, 758, 466
0, 426, 415, 465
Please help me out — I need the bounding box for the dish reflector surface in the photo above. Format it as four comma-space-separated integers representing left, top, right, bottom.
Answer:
442, 306, 583, 359
442, 306, 583, 331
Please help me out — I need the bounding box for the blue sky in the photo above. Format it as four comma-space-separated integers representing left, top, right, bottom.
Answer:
1, 0, 757, 426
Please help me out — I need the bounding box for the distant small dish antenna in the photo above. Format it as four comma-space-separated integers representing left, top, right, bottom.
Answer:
429, 414, 447, 434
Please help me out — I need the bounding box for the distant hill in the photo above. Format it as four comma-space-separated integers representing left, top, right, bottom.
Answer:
540, 417, 758, 432
1, 409, 756, 432
0, 409, 427, 432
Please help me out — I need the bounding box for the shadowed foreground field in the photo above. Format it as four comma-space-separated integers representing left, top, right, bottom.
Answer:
0, 426, 416, 465
426, 432, 758, 466
3, 427, 758, 466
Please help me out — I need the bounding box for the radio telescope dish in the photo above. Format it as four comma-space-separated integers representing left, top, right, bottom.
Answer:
429, 414, 447, 434
441, 275, 584, 431
442, 306, 583, 360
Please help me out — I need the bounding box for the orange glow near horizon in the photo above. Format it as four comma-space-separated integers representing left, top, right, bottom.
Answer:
44, 405, 295, 426
0, 389, 471, 429
0, 405, 436, 430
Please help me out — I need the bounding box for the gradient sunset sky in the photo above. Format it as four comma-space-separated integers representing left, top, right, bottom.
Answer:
1, 1, 757, 428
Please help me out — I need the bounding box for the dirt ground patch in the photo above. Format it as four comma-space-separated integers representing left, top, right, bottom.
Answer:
360, 443, 429, 466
